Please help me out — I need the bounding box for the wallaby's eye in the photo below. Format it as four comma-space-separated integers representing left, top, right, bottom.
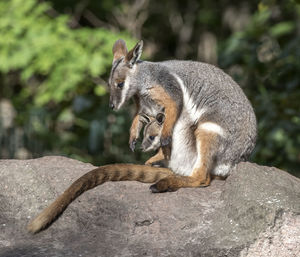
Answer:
117, 82, 124, 89
149, 135, 155, 141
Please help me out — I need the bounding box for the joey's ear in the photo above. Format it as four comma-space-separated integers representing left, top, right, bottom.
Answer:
126, 40, 143, 67
156, 113, 165, 125
140, 113, 150, 124
112, 39, 128, 62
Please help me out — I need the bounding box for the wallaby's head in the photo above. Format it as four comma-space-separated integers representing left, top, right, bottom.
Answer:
141, 113, 165, 152
108, 39, 143, 110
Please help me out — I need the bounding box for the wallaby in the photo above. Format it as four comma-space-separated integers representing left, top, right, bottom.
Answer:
132, 112, 170, 166
27, 38, 257, 233
109, 39, 257, 193
27, 164, 173, 234
141, 113, 165, 153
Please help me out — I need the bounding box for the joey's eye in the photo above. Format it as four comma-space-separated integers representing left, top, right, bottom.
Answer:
149, 135, 155, 141
117, 82, 124, 89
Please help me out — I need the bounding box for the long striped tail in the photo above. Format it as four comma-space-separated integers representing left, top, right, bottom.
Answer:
27, 164, 173, 234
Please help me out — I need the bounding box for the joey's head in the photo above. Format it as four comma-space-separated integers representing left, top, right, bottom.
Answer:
108, 39, 143, 110
141, 113, 165, 152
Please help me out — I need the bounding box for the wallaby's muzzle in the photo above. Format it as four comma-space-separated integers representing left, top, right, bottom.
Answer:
109, 96, 116, 110
109, 102, 115, 110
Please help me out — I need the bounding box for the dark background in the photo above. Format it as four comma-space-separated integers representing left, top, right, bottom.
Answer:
0, 0, 299, 177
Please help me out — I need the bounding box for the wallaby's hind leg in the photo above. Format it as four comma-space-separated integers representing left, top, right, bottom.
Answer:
150, 125, 220, 193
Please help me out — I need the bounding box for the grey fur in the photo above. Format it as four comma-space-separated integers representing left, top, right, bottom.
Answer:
109, 40, 257, 177
162, 60, 257, 163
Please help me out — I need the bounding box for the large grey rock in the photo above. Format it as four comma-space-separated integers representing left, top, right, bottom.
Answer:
0, 156, 299, 257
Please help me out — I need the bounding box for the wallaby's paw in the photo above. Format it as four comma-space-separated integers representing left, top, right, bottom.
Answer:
160, 136, 172, 147
129, 139, 137, 152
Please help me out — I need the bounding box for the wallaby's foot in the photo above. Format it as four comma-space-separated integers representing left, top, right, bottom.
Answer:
150, 174, 211, 193
149, 176, 180, 193
150, 181, 178, 193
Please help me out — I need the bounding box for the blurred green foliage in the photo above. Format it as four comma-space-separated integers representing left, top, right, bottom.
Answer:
0, 0, 299, 176
0, 0, 137, 164
0, 0, 131, 105
219, 3, 300, 176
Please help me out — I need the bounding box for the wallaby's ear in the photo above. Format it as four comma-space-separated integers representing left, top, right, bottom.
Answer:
112, 39, 128, 62
156, 113, 165, 125
126, 40, 143, 67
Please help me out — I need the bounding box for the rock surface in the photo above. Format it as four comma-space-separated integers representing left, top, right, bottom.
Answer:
0, 156, 299, 257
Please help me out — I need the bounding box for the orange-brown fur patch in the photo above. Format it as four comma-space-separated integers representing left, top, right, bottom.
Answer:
148, 86, 178, 140
189, 128, 219, 186
151, 123, 220, 192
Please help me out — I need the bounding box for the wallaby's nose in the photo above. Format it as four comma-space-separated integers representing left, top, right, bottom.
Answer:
140, 145, 146, 152
110, 103, 115, 109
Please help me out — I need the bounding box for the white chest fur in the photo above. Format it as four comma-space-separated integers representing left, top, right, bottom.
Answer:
168, 112, 197, 176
